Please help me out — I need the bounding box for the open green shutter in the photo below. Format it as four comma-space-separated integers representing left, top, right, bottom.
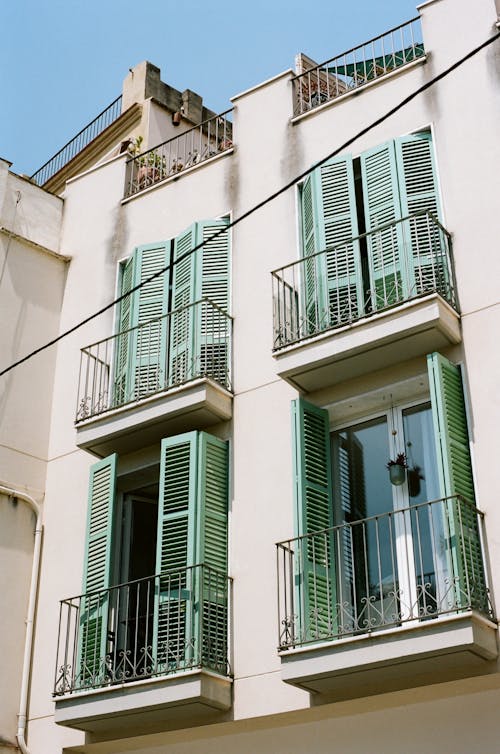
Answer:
130, 242, 170, 399
317, 155, 363, 326
395, 133, 446, 297
197, 219, 230, 388
154, 432, 198, 671
169, 224, 199, 386
78, 454, 117, 688
292, 398, 335, 642
113, 258, 134, 407
197, 433, 229, 672
428, 352, 487, 611
154, 430, 229, 673
361, 140, 407, 308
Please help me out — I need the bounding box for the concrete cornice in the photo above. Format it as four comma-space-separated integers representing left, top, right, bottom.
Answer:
43, 103, 142, 195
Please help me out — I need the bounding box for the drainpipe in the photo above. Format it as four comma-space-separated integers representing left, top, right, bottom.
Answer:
0, 485, 43, 754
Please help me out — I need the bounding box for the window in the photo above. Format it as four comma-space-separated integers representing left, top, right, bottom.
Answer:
297, 132, 451, 334
75, 430, 229, 692
113, 218, 230, 407
290, 353, 488, 645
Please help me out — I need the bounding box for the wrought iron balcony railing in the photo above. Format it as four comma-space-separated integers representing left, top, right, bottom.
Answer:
31, 96, 123, 186
54, 564, 231, 696
124, 109, 233, 197
293, 18, 424, 116
272, 211, 456, 350
276, 496, 492, 651
76, 298, 232, 423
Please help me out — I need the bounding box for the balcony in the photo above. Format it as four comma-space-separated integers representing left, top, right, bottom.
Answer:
124, 109, 233, 198
293, 18, 425, 117
276, 496, 497, 698
272, 212, 461, 391
75, 299, 232, 456
54, 564, 232, 733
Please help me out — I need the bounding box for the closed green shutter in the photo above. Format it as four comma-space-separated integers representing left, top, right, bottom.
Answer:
197, 219, 230, 388
395, 133, 446, 297
300, 158, 362, 335
154, 431, 229, 672
361, 140, 406, 309
113, 258, 134, 406
316, 156, 363, 327
169, 219, 230, 388
113, 243, 170, 405
168, 224, 199, 386
130, 242, 170, 398
78, 454, 117, 688
427, 352, 487, 611
300, 173, 325, 335
292, 398, 335, 642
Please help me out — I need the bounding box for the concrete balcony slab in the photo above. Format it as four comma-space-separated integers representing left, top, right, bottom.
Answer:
281, 612, 498, 699
54, 669, 232, 735
75, 379, 232, 457
274, 294, 461, 393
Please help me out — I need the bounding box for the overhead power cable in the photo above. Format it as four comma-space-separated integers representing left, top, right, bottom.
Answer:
1, 30, 499, 378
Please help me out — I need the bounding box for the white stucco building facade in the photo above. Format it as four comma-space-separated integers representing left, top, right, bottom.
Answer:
1, 0, 500, 752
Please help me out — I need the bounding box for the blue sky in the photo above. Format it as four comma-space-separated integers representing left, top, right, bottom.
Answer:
1, 0, 420, 177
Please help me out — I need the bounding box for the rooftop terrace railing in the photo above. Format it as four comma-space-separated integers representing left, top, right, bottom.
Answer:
277, 496, 492, 650
76, 298, 232, 423
293, 18, 425, 116
272, 211, 456, 350
124, 109, 233, 197
54, 564, 231, 695
30, 96, 123, 186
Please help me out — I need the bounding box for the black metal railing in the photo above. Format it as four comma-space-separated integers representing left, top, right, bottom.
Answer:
272, 211, 456, 350
76, 299, 232, 423
31, 96, 123, 186
54, 564, 231, 695
124, 109, 233, 197
293, 18, 424, 116
277, 496, 492, 650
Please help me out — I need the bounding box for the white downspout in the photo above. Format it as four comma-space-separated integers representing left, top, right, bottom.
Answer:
0, 485, 43, 754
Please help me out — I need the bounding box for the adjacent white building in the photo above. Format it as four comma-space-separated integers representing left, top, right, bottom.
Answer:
1, 0, 500, 751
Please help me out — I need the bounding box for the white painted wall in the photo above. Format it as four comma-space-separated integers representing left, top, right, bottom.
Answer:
12, 0, 500, 751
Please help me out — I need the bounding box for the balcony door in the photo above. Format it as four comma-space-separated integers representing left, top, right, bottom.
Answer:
331, 401, 448, 633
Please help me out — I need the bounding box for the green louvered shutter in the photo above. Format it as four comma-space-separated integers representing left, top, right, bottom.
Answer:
395, 133, 447, 298
292, 399, 335, 643
427, 353, 487, 612
154, 431, 229, 673
130, 242, 170, 399
300, 174, 325, 336
113, 258, 134, 407
78, 454, 117, 688
197, 219, 230, 388
169, 224, 199, 386
154, 432, 198, 671
197, 433, 229, 672
361, 141, 407, 309
316, 156, 363, 327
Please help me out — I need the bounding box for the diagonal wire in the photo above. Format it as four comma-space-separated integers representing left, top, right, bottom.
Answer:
1, 30, 498, 379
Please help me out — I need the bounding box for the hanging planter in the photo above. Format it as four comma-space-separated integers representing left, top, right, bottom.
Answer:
386, 453, 408, 486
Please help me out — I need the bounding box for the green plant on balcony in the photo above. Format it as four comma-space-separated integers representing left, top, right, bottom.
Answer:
130, 135, 167, 188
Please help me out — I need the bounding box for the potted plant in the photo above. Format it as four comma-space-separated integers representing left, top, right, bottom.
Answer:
386, 452, 408, 486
